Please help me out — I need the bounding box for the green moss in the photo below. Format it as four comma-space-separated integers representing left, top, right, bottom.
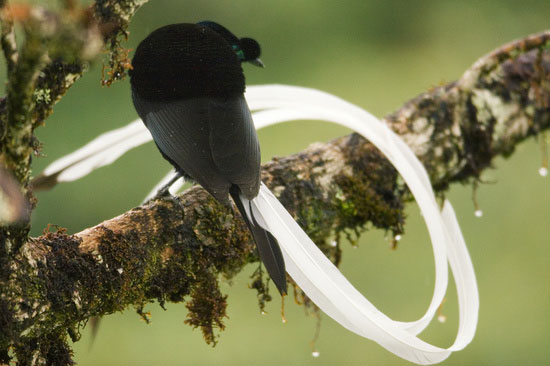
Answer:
248, 265, 272, 314
335, 134, 405, 236
33, 60, 84, 125
33, 89, 51, 105
184, 268, 227, 346
179, 194, 253, 344
94, 0, 145, 86
15, 332, 74, 366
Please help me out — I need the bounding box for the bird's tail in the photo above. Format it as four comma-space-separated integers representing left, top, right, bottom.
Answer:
244, 183, 478, 365
230, 185, 287, 295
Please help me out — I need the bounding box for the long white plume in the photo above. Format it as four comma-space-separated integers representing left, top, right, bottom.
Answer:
39, 120, 151, 184
243, 86, 478, 364
245, 186, 477, 364
35, 85, 478, 364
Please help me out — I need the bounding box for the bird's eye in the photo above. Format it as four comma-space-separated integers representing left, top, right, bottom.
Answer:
232, 44, 245, 61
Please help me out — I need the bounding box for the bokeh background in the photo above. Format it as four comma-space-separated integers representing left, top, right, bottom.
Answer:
21, 0, 550, 365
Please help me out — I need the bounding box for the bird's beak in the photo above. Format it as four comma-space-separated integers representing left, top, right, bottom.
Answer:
248, 58, 265, 68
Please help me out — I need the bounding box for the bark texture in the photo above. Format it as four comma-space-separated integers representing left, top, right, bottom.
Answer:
0, 1, 147, 364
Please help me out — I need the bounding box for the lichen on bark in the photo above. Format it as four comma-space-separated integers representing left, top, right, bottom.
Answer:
0, 1, 148, 364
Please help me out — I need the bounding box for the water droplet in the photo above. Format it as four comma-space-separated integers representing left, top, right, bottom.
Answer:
312, 351, 320, 358
437, 314, 447, 323
281, 317, 287, 324
330, 240, 337, 247
394, 234, 402, 241
474, 209, 483, 218
261, 311, 266, 315
539, 167, 548, 177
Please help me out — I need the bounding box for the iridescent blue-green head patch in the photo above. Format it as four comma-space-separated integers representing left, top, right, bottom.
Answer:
198, 21, 262, 65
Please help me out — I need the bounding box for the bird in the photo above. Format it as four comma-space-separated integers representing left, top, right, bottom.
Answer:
128, 21, 287, 295
128, 21, 479, 365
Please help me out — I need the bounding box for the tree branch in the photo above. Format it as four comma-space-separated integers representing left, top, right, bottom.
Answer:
1, 23, 549, 366
0, 1, 18, 74
0, 0, 146, 260
0, 1, 147, 364
388, 31, 550, 189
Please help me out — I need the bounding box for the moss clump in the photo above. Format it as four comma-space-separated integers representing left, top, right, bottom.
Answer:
336, 133, 405, 237
15, 332, 74, 366
94, 0, 142, 86
248, 265, 273, 314
33, 60, 84, 125
184, 266, 227, 346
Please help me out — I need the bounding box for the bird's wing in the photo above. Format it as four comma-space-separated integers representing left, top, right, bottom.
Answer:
208, 95, 261, 199
137, 96, 232, 202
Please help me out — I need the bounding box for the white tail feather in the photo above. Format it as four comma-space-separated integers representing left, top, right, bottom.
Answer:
250, 184, 477, 364
440, 200, 479, 347
246, 87, 450, 335
242, 86, 478, 363
41, 119, 151, 183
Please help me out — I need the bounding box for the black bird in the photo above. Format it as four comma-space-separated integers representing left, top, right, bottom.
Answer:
129, 21, 287, 295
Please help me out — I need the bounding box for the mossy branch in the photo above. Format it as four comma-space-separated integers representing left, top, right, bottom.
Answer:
0, 1, 147, 364
0, 0, 146, 257
0, 1, 17, 74
0, 12, 548, 366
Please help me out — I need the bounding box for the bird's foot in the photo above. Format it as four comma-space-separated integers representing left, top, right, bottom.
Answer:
167, 193, 186, 216
144, 172, 185, 209
156, 172, 183, 196
153, 192, 186, 217
146, 177, 186, 215
155, 185, 172, 198
144, 187, 170, 205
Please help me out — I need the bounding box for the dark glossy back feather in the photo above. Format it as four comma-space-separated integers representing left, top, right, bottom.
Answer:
130, 23, 245, 101
132, 94, 260, 202
130, 21, 286, 295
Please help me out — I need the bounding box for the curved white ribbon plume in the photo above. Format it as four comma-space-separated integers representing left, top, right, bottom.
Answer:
244, 85, 478, 364
39, 120, 151, 183
35, 85, 478, 364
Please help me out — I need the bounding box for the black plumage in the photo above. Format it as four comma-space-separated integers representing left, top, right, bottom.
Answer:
129, 22, 287, 295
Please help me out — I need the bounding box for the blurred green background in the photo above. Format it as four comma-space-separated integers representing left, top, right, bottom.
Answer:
23, 0, 550, 365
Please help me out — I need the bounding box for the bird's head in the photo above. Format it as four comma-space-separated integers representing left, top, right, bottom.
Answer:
238, 38, 264, 67
198, 21, 264, 67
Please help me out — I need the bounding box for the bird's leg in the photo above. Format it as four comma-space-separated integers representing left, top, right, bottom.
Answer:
156, 172, 183, 197
148, 172, 186, 214
164, 192, 186, 217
